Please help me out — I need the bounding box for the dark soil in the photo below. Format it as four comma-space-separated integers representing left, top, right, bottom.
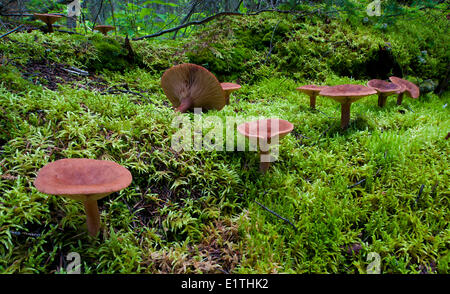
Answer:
19, 59, 107, 91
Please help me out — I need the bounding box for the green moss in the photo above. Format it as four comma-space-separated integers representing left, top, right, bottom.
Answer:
0, 65, 40, 93
0, 5, 449, 274
85, 36, 133, 72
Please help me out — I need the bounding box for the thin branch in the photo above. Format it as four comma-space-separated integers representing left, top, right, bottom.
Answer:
414, 184, 425, 207
0, 12, 67, 17
108, 0, 116, 36
263, 19, 281, 64
347, 167, 382, 189
55, 29, 84, 36
255, 200, 297, 231
0, 24, 23, 39
92, 0, 105, 29
172, 0, 200, 40
133, 8, 315, 41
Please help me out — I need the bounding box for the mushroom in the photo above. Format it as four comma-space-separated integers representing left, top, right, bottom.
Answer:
296, 85, 328, 109
93, 25, 116, 36
221, 83, 241, 105
319, 84, 377, 130
237, 118, 294, 173
389, 76, 420, 105
161, 63, 226, 113
367, 79, 404, 107
34, 158, 132, 236
34, 13, 63, 33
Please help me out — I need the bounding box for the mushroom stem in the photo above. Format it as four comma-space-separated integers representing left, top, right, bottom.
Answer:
175, 98, 193, 113
224, 91, 231, 105
340, 101, 352, 130
83, 199, 101, 237
309, 93, 317, 109
377, 93, 388, 108
259, 151, 271, 174
396, 92, 404, 105
46, 22, 54, 33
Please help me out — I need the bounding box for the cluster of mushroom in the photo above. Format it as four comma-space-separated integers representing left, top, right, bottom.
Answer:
161, 64, 422, 173
33, 13, 115, 35
33, 65, 421, 237
161, 63, 293, 174
296, 77, 420, 130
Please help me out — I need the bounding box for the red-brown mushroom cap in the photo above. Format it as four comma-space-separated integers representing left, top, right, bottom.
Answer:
237, 118, 294, 141
319, 84, 377, 103
221, 83, 241, 92
93, 25, 115, 34
296, 85, 328, 96
389, 76, 420, 99
161, 63, 226, 112
33, 13, 63, 25
367, 79, 403, 95
34, 158, 132, 201
395, 83, 406, 94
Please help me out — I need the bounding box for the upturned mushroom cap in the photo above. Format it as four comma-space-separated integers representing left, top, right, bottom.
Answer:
238, 118, 293, 173
319, 84, 377, 103
296, 85, 328, 95
237, 118, 294, 142
93, 25, 115, 35
389, 77, 420, 98
161, 63, 226, 112
367, 79, 403, 95
33, 13, 62, 25
34, 158, 132, 201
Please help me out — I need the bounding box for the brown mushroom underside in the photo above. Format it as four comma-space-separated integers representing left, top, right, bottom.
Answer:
34, 13, 62, 33
94, 25, 115, 35
161, 63, 226, 113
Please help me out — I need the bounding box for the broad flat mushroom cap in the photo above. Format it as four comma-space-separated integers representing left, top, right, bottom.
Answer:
34, 158, 132, 201
367, 79, 403, 95
161, 63, 226, 111
296, 85, 328, 95
221, 83, 241, 92
389, 76, 420, 98
94, 25, 115, 34
237, 118, 294, 141
319, 84, 377, 103
34, 13, 62, 25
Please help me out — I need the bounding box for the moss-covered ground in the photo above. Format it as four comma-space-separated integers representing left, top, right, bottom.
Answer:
0, 10, 448, 274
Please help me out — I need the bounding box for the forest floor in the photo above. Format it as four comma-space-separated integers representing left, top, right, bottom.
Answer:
0, 12, 449, 274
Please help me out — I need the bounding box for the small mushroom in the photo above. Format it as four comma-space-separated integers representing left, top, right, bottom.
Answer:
93, 25, 116, 36
237, 118, 294, 173
389, 76, 420, 105
367, 79, 404, 107
34, 13, 63, 33
221, 83, 241, 105
161, 63, 226, 113
34, 158, 132, 236
319, 84, 377, 130
296, 85, 328, 109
